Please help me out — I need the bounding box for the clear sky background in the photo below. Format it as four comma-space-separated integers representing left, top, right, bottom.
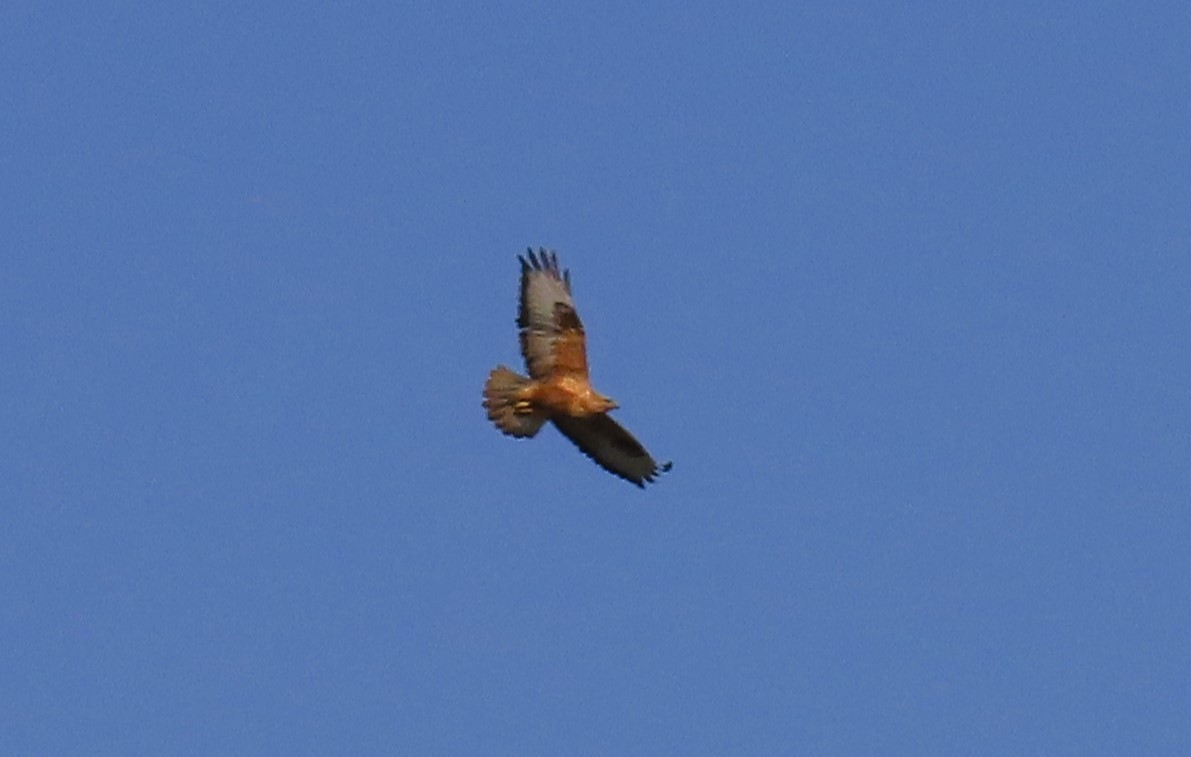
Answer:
4, 2, 1189, 754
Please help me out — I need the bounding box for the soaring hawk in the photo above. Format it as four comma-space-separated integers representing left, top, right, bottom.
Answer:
483, 249, 671, 487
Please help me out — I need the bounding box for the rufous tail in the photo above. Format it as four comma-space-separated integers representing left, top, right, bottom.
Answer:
483, 366, 547, 438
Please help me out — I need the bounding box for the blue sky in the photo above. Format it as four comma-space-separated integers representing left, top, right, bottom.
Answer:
4, 2, 1189, 754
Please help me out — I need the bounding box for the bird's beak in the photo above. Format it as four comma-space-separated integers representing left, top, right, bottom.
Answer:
606, 398, 619, 410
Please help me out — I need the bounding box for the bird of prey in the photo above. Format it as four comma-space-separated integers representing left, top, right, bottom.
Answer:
483, 248, 671, 487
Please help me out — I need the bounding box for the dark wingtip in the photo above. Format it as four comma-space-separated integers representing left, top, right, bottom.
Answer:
519, 247, 568, 283
635, 460, 673, 488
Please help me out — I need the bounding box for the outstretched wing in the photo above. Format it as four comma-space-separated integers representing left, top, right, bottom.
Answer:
518, 248, 588, 380
552, 414, 672, 488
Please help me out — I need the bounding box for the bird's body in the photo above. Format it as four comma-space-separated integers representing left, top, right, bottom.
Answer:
483, 249, 671, 487
526, 373, 614, 417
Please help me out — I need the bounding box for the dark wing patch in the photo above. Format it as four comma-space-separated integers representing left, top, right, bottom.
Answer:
553, 302, 582, 331
552, 413, 672, 488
